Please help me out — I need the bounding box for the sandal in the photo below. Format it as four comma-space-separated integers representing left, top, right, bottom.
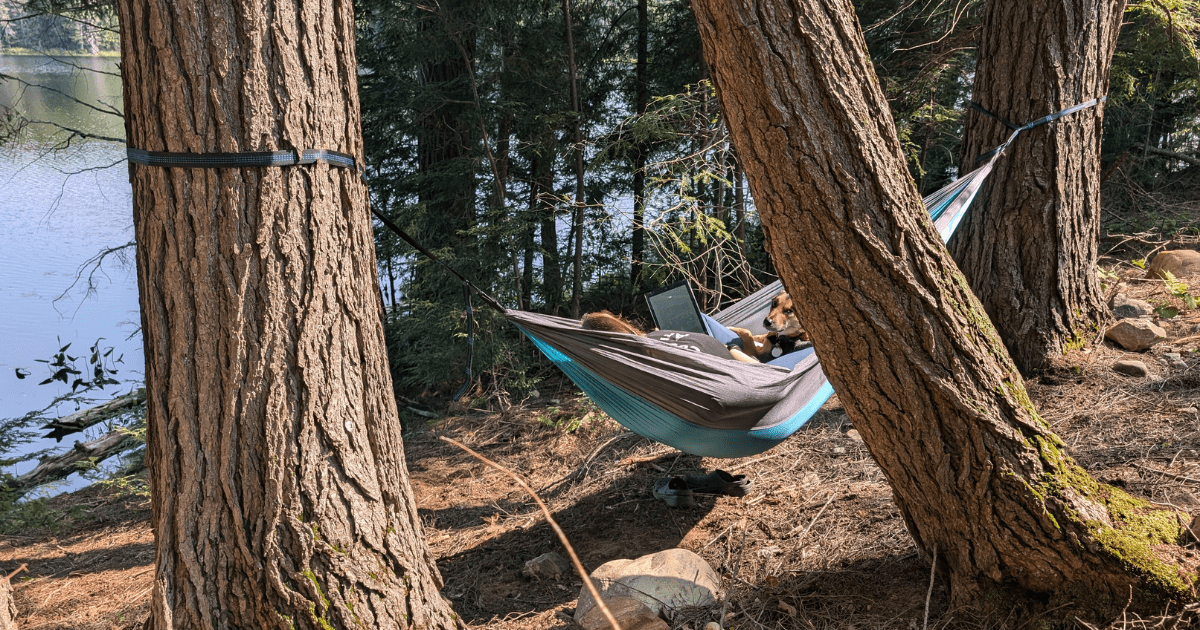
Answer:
652, 477, 696, 508
683, 469, 752, 497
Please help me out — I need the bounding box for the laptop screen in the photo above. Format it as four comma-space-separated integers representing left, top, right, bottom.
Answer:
645, 281, 707, 334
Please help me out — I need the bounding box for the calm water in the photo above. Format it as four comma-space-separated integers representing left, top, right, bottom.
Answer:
0, 55, 142, 489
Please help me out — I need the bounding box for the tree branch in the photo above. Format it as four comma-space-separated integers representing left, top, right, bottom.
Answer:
1, 429, 137, 501
1134, 142, 1200, 169
41, 388, 146, 442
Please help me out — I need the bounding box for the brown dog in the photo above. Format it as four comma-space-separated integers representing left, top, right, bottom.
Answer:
728, 291, 810, 362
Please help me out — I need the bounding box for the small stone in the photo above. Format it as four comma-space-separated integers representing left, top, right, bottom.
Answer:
704, 623, 722, 630
832, 446, 847, 454
1105, 319, 1167, 352
1146, 249, 1200, 279
1112, 360, 1149, 377
577, 596, 669, 630
528, 389, 540, 399
845, 429, 862, 442
523, 551, 571, 580
1111, 294, 1153, 320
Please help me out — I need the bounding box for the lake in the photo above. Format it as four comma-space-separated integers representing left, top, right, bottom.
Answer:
0, 55, 142, 492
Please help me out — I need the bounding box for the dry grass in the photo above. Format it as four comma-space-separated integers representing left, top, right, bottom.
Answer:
2, 262, 1199, 629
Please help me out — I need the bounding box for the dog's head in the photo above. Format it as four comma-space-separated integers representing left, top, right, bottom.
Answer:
763, 291, 808, 339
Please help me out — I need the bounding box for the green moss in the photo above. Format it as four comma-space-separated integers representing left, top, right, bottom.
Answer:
301, 569, 330, 609
1090, 486, 1189, 595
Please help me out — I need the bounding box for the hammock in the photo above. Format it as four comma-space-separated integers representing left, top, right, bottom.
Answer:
369, 99, 1103, 459
506, 160, 995, 458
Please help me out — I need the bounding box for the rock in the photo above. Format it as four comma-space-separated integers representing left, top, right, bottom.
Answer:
575, 549, 722, 623
845, 429, 862, 442
577, 596, 669, 630
704, 623, 722, 630
523, 551, 572, 580
1162, 352, 1188, 372
1112, 360, 1149, 377
1110, 294, 1153, 320
0, 577, 15, 630
1146, 250, 1200, 279
1105, 319, 1167, 352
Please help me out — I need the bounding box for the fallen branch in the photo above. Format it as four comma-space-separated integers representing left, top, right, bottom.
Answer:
439, 436, 620, 630
1134, 142, 1200, 170
1132, 462, 1200, 485
2, 429, 137, 501
41, 389, 145, 442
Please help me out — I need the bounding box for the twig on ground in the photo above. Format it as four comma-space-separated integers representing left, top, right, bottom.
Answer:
541, 432, 636, 494
4, 564, 26, 582
923, 545, 937, 630
439, 436, 620, 630
1133, 462, 1200, 484
728, 452, 787, 473
787, 493, 836, 538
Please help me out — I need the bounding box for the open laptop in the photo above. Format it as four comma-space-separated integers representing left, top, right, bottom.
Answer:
645, 280, 708, 334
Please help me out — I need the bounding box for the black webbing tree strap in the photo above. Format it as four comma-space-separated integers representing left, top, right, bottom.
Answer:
127, 147, 358, 169
970, 96, 1107, 163
126, 144, 507, 400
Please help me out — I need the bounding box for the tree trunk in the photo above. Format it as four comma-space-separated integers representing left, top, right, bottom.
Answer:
116, 0, 463, 628
631, 0, 649, 292
414, 0, 477, 303
950, 0, 1123, 373
690, 0, 1194, 612
537, 152, 562, 314
563, 0, 585, 318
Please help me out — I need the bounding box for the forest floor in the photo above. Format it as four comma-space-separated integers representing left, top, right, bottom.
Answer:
3, 260, 1200, 630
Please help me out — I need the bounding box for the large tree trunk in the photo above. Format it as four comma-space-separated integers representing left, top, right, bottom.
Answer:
950, 0, 1123, 373
117, 0, 462, 628
690, 0, 1194, 612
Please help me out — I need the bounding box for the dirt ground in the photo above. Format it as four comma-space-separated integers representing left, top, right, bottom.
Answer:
2, 260, 1200, 630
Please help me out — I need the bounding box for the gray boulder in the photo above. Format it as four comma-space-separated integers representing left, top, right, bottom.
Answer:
1112, 360, 1149, 378
1105, 319, 1167, 352
1110, 294, 1152, 320
575, 548, 722, 623
523, 551, 571, 580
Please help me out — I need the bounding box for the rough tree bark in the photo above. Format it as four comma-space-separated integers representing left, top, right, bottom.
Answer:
950, 0, 1124, 373
690, 0, 1196, 612
116, 0, 463, 628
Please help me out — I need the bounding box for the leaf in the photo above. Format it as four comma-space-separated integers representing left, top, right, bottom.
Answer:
1157, 305, 1180, 319
59, 343, 72, 353
777, 600, 797, 617
15, 368, 29, 379
1186, 295, 1198, 310
39, 377, 54, 386
1132, 258, 1146, 269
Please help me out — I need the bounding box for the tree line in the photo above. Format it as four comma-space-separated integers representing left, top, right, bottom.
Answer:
358, 0, 1200, 396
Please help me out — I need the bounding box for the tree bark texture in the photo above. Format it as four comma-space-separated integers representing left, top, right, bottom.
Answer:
116, 0, 463, 628
690, 0, 1194, 611
950, 0, 1124, 373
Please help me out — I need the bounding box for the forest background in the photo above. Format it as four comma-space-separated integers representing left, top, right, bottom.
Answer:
0, 0, 1198, 505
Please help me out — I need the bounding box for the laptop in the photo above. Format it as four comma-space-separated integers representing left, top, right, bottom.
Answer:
645, 280, 708, 334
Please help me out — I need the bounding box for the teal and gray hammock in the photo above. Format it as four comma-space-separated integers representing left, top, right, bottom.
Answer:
503, 155, 990, 458
374, 98, 1103, 459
